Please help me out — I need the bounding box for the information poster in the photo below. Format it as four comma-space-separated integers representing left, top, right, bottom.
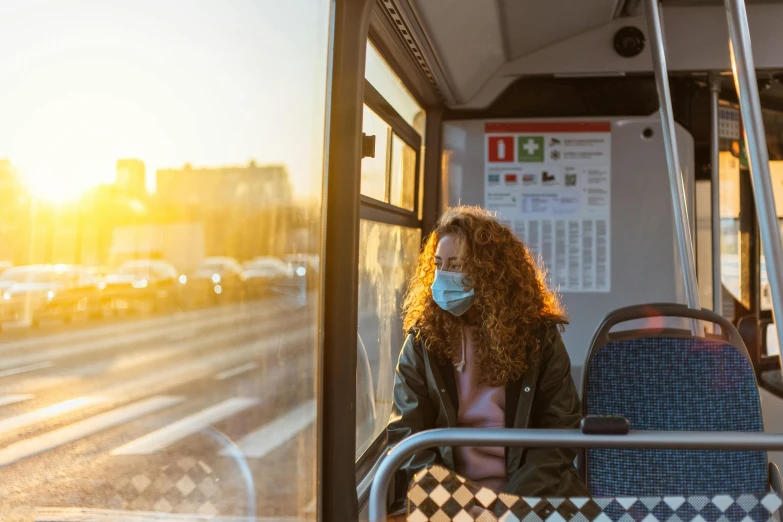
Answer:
485, 121, 611, 292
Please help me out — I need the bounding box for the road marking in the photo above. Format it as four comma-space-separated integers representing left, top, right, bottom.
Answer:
0, 302, 292, 372
112, 397, 259, 455
0, 394, 34, 408
0, 396, 108, 434
0, 299, 276, 354
215, 361, 259, 380
0, 396, 183, 467
0, 376, 80, 395
227, 400, 316, 458
0, 361, 53, 378
101, 328, 313, 401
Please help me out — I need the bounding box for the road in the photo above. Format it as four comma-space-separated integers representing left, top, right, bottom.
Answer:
0, 295, 317, 522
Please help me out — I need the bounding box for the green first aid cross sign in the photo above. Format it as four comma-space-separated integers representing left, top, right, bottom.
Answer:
517, 136, 544, 162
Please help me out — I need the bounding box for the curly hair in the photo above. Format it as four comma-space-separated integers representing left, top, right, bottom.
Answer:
402, 206, 566, 386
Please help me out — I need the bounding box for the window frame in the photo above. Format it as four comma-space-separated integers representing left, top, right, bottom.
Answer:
362, 80, 422, 223
355, 36, 431, 509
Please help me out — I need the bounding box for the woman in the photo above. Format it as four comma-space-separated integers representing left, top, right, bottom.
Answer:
387, 206, 587, 504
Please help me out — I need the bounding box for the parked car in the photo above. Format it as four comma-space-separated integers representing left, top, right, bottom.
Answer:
242, 257, 290, 298
283, 253, 319, 288
0, 265, 47, 293
180, 256, 244, 307
0, 265, 103, 329
102, 260, 180, 313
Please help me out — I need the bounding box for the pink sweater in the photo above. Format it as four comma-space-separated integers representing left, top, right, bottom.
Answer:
453, 327, 507, 490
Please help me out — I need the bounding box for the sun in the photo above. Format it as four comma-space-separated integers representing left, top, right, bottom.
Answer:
11, 93, 142, 203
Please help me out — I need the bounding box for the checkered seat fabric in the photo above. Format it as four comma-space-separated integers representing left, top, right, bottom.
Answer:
583, 337, 767, 496
406, 464, 782, 522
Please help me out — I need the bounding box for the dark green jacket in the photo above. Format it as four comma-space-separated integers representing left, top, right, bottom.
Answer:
386, 323, 587, 503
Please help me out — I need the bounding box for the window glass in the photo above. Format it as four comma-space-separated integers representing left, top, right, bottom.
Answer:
365, 42, 425, 134
390, 135, 417, 211
767, 324, 781, 357
0, 1, 329, 520
719, 151, 742, 303
356, 220, 420, 458
760, 161, 783, 311
361, 105, 390, 202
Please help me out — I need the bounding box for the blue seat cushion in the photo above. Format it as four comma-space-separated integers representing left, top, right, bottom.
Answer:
584, 337, 767, 495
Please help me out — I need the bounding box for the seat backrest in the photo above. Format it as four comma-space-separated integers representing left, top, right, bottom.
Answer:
582, 303, 767, 496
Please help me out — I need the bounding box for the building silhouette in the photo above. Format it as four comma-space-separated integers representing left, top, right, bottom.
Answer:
116, 159, 147, 198
156, 161, 292, 208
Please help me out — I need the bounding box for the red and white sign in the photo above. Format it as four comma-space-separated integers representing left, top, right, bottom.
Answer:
484, 120, 612, 293
487, 136, 514, 162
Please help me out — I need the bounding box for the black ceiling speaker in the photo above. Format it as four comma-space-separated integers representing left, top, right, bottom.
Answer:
613, 26, 646, 58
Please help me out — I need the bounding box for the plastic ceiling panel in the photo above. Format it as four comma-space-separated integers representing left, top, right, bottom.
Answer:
501, 0, 619, 60
410, 0, 505, 104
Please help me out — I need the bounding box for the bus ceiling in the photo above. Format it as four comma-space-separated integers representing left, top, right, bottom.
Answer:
373, 0, 783, 110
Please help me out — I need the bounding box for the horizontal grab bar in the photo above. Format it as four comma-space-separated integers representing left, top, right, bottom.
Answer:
369, 428, 783, 522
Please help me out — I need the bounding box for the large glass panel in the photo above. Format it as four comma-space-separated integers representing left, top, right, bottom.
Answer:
389, 135, 417, 211
356, 221, 420, 458
759, 161, 783, 312
365, 42, 426, 135
361, 105, 390, 202
0, 1, 329, 520
719, 151, 742, 303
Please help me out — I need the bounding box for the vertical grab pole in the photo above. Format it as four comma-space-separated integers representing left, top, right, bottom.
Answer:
709, 72, 723, 319
724, 0, 783, 366
644, 0, 704, 336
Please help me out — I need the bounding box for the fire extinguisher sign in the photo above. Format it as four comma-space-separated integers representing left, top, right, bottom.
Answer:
487, 136, 514, 162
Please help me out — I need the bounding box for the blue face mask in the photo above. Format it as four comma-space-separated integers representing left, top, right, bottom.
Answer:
431, 270, 475, 316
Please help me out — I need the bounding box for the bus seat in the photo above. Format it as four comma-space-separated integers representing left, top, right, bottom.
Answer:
581, 303, 768, 496
405, 464, 782, 522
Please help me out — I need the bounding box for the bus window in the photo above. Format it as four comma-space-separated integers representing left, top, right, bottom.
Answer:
0, 1, 330, 519
356, 41, 425, 462
759, 161, 783, 313
365, 42, 425, 134
390, 135, 417, 211
356, 221, 421, 458
361, 106, 391, 202
768, 323, 781, 358
720, 151, 742, 307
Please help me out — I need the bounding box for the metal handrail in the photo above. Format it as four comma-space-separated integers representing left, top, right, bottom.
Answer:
368, 428, 783, 522
724, 0, 783, 369
644, 0, 703, 336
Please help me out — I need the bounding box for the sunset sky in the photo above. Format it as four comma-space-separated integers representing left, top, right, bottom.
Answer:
0, 0, 331, 201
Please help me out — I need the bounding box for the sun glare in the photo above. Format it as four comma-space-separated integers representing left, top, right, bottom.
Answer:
12, 93, 141, 203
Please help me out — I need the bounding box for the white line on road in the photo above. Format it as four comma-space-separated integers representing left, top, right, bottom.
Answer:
0, 396, 108, 435
215, 361, 259, 380
226, 400, 316, 459
0, 396, 184, 467
0, 299, 276, 354
100, 328, 313, 401
111, 397, 259, 455
0, 302, 288, 369
0, 361, 53, 378
0, 394, 34, 408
